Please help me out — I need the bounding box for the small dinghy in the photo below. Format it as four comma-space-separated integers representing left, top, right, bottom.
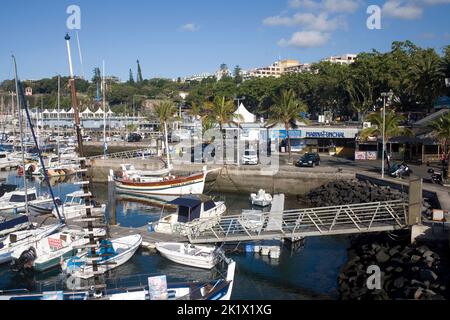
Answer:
62, 234, 142, 279
156, 242, 223, 270
250, 189, 273, 207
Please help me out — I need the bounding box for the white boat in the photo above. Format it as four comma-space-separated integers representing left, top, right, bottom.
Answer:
156, 242, 223, 270
111, 166, 207, 196
53, 191, 106, 220
62, 234, 142, 279
250, 189, 273, 207
120, 163, 173, 178
151, 196, 226, 236
0, 224, 62, 265
0, 188, 55, 214
239, 210, 265, 232
0, 258, 236, 301
10, 228, 105, 272
0, 152, 18, 170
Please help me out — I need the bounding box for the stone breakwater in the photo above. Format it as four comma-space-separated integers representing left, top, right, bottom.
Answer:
338, 234, 450, 300
304, 179, 407, 207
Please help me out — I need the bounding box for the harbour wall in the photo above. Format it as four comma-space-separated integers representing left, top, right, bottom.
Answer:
88, 159, 355, 195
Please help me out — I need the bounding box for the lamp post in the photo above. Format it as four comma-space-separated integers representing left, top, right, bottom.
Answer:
234, 96, 246, 166
380, 90, 393, 179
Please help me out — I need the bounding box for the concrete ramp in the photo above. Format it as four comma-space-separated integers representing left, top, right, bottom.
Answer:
266, 194, 285, 231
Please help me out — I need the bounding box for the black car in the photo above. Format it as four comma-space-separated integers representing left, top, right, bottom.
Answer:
127, 133, 142, 143
296, 153, 321, 167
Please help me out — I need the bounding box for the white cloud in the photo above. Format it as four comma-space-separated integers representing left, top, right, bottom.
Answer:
423, 0, 450, 4
288, 0, 361, 13
278, 30, 330, 48
180, 23, 200, 32
382, 0, 423, 20
263, 12, 345, 31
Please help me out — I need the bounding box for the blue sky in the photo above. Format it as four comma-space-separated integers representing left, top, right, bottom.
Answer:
0, 0, 449, 81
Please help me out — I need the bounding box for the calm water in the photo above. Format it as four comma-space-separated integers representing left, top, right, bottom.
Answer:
0, 171, 349, 300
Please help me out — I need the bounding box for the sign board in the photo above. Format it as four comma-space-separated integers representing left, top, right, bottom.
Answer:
366, 151, 378, 160
48, 238, 63, 250
148, 275, 168, 300
355, 152, 367, 160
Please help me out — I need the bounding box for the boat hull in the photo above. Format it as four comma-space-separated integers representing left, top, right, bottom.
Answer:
114, 173, 205, 196
156, 243, 219, 270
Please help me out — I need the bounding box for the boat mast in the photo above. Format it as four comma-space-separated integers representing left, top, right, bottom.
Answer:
57, 75, 61, 162
164, 122, 170, 171
102, 60, 107, 159
12, 55, 28, 214
65, 33, 102, 292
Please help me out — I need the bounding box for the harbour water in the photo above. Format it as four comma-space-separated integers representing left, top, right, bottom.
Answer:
0, 171, 350, 300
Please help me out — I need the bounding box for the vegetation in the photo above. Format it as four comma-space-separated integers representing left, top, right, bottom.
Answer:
266, 89, 308, 160
1, 41, 448, 121
429, 112, 450, 178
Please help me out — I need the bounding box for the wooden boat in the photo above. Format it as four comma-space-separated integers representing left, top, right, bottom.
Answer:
156, 242, 222, 270
120, 163, 173, 178
61, 234, 142, 279
250, 189, 273, 207
0, 258, 236, 300
111, 167, 207, 196
0, 224, 62, 264
151, 196, 226, 236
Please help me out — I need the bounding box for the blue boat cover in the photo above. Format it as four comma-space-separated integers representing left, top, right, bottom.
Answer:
0, 215, 29, 233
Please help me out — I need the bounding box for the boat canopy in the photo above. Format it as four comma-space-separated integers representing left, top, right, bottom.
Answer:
169, 196, 216, 223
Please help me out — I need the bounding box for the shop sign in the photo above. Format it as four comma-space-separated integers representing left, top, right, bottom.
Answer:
305, 131, 346, 139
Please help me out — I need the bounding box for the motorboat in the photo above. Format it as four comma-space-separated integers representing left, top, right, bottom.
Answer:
62, 234, 142, 279
53, 191, 106, 221
151, 196, 226, 236
0, 152, 18, 170
0, 214, 33, 239
156, 242, 223, 270
250, 189, 273, 207
0, 224, 62, 264
11, 228, 105, 272
0, 188, 55, 214
0, 258, 236, 300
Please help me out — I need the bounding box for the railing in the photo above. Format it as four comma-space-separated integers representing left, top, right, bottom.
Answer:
187, 200, 409, 244
88, 148, 159, 161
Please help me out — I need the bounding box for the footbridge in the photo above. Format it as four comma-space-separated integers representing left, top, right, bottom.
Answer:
187, 197, 410, 244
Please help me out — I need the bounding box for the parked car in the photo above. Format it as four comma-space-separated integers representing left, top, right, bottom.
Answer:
242, 149, 258, 165
127, 133, 142, 143
296, 153, 321, 167
82, 135, 92, 142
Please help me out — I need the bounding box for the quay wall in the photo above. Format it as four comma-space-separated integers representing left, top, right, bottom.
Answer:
88, 159, 355, 195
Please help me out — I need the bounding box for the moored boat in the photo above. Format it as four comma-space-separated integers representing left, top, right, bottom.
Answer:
250, 189, 273, 207
156, 242, 223, 270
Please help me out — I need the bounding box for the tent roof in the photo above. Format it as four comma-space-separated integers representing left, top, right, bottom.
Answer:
95, 108, 105, 114
81, 108, 93, 114
42, 109, 50, 114
234, 103, 256, 123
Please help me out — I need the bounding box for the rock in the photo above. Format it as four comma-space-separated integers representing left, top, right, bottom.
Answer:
419, 270, 438, 282
376, 250, 390, 263
389, 248, 400, 257
411, 255, 421, 263
393, 277, 406, 289
394, 267, 403, 273
414, 288, 423, 300
371, 243, 381, 252
423, 250, 434, 258
417, 245, 430, 254
386, 266, 394, 273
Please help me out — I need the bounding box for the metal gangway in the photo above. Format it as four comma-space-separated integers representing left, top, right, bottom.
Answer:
187, 199, 409, 244
88, 148, 159, 161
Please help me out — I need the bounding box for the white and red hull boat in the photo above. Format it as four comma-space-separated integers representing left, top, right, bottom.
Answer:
112, 170, 207, 196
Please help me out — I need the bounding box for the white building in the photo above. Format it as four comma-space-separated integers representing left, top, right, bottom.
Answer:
322, 54, 357, 65
247, 60, 301, 79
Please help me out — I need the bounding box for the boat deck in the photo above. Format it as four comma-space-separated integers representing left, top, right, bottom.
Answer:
30, 215, 189, 250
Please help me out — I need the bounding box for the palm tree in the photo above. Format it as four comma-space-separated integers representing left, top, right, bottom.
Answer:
361, 110, 412, 170
203, 96, 242, 163
408, 51, 445, 113
429, 112, 450, 179
266, 89, 308, 160
154, 101, 178, 161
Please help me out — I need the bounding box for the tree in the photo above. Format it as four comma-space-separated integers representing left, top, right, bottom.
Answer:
234, 65, 243, 84
204, 96, 242, 163
136, 60, 144, 83
360, 110, 412, 170
428, 112, 450, 179
128, 69, 135, 84
92, 67, 101, 83
266, 89, 308, 160
154, 101, 178, 157
408, 49, 445, 113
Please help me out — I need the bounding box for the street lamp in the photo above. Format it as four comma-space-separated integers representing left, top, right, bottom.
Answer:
380, 90, 394, 179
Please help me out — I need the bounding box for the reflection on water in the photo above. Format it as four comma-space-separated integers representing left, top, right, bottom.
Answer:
0, 172, 349, 300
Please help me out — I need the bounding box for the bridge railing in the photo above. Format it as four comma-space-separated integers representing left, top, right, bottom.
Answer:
187, 200, 409, 243
88, 148, 159, 161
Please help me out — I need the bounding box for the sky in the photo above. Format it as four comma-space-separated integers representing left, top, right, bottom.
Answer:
0, 0, 449, 82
